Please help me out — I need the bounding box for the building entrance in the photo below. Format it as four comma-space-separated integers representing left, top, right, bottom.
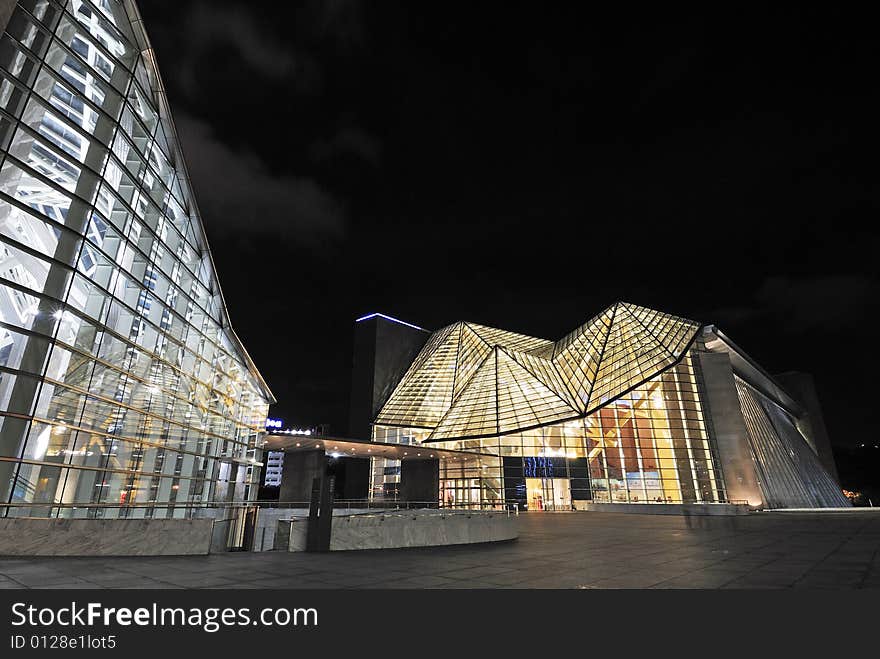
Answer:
526, 478, 571, 511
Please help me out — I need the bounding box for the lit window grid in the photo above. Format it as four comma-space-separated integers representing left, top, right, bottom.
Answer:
584, 364, 721, 504
0, 271, 267, 441
439, 453, 503, 509
385, 354, 725, 506
0, 113, 231, 362
1, 7, 229, 333
1, 3, 266, 422
0, 0, 270, 516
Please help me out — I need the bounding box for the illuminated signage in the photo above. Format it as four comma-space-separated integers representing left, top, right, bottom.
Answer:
265, 418, 284, 429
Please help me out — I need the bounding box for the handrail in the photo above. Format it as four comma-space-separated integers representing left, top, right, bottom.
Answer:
0, 499, 522, 518
1, 498, 748, 516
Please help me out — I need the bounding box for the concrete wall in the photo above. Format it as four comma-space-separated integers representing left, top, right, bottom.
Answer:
276, 511, 518, 551
0, 518, 214, 556
400, 458, 439, 503
279, 449, 326, 503
329, 456, 370, 500
696, 352, 764, 506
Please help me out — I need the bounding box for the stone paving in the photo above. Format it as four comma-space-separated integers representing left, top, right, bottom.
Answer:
1, 510, 878, 589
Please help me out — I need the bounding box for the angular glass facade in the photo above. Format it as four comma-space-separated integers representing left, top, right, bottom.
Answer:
374, 354, 723, 508
0, 0, 273, 518
370, 302, 846, 509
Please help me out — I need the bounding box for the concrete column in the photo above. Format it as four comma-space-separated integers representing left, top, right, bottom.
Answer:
328, 456, 369, 500
696, 352, 764, 507
400, 458, 439, 505
278, 450, 326, 504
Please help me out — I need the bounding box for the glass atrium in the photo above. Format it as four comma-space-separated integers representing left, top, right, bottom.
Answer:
0, 0, 272, 518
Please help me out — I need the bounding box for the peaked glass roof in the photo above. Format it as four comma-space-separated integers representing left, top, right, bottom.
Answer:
374, 302, 701, 440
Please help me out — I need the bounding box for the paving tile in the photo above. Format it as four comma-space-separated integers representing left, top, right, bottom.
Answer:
3, 511, 879, 589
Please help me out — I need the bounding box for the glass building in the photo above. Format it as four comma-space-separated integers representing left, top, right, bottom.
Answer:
0, 0, 273, 519
368, 302, 848, 510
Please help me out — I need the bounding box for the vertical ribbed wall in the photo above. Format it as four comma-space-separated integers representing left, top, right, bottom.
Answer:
735, 377, 848, 508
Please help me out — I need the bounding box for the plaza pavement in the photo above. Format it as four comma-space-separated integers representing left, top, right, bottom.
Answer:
0, 510, 878, 589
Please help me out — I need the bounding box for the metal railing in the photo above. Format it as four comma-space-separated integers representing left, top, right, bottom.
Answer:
1, 497, 750, 519
0, 498, 520, 519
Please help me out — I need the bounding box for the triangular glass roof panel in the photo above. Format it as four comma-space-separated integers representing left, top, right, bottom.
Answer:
622, 302, 700, 358
374, 323, 461, 428
466, 323, 553, 354
496, 349, 580, 435
452, 324, 492, 401
506, 348, 581, 411
588, 305, 674, 409
552, 306, 614, 411
429, 351, 498, 440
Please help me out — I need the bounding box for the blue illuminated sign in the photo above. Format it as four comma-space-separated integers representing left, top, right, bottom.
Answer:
265, 418, 283, 429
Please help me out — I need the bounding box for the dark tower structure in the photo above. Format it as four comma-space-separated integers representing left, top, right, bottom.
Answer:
349, 313, 429, 440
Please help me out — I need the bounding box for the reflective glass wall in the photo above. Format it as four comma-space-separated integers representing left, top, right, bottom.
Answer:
373, 352, 725, 507
0, 0, 272, 518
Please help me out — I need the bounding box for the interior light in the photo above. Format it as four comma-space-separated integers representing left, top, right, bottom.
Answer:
33, 426, 51, 461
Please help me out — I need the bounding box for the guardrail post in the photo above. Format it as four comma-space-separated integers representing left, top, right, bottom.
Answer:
306, 474, 334, 552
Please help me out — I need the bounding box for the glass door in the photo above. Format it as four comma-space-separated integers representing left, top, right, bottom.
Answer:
526, 478, 572, 510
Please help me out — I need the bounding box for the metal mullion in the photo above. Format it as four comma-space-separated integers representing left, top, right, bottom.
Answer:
45, 331, 254, 435
5, 115, 103, 185
0, 455, 219, 487
0, 271, 236, 408
53, 7, 135, 88
70, 0, 138, 58
19, 58, 119, 145
72, 228, 236, 383
0, 149, 89, 209
0, 409, 229, 464
621, 303, 686, 362
6, 359, 246, 447
585, 303, 618, 411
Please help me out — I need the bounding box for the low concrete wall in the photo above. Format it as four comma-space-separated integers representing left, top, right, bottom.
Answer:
578, 502, 750, 516
255, 508, 395, 552
276, 510, 519, 551
0, 518, 214, 556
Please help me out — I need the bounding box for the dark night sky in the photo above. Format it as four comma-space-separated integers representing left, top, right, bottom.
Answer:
137, 2, 878, 451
